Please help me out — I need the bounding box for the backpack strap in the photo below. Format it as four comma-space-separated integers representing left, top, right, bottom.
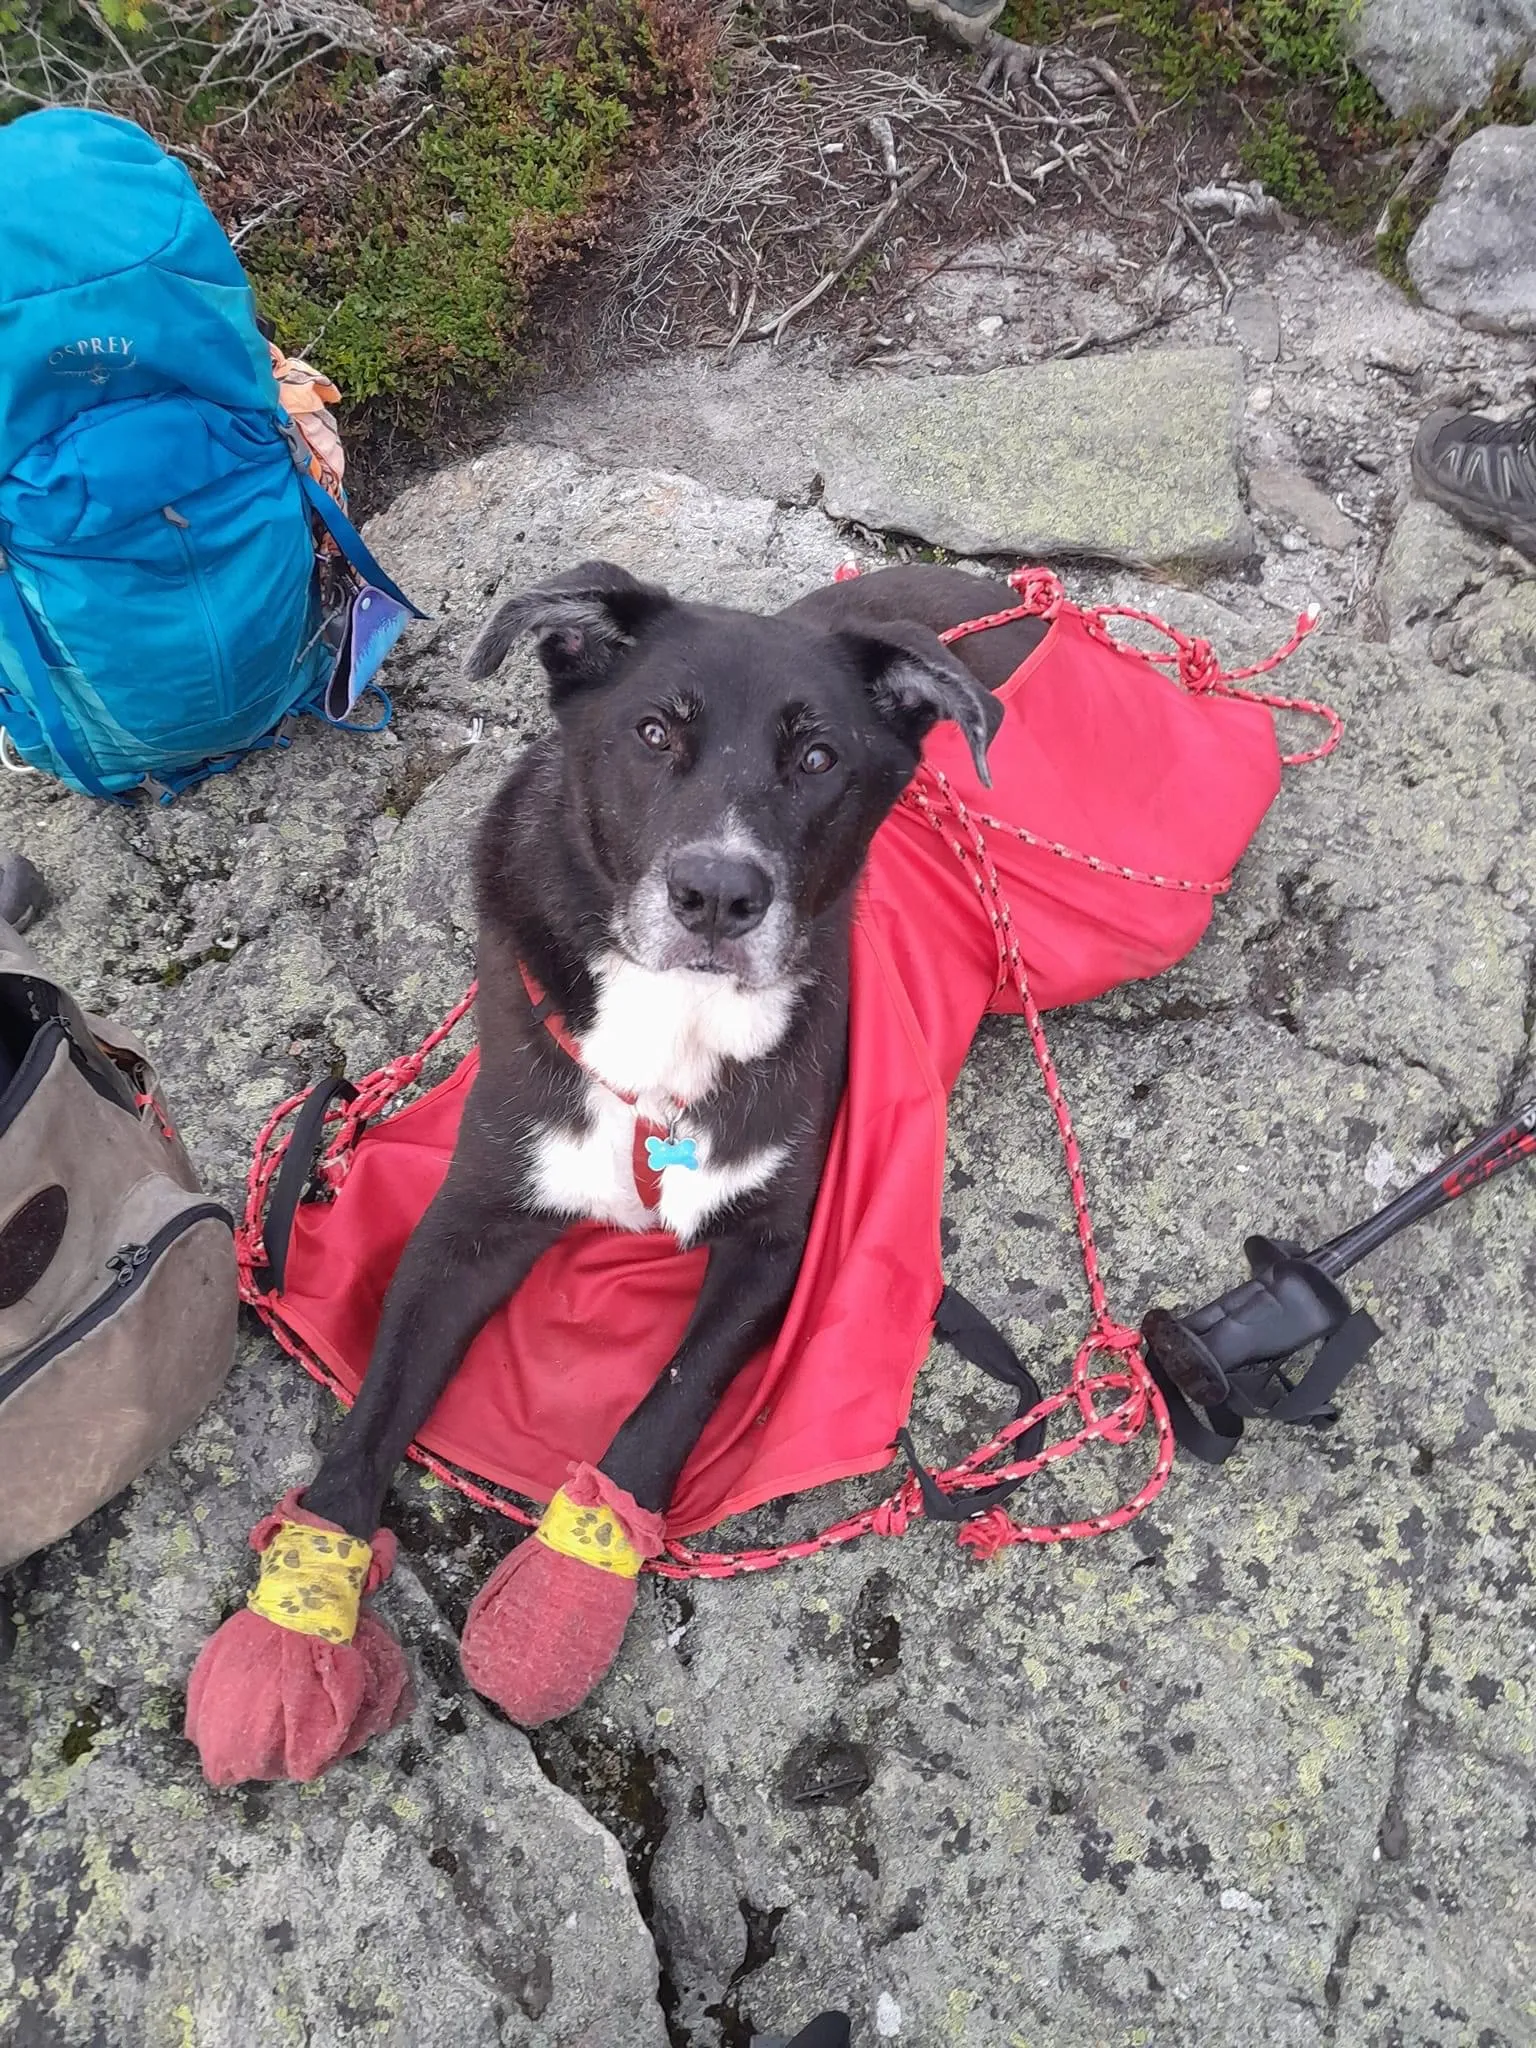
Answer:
256, 1074, 361, 1294
0, 551, 114, 800
298, 474, 426, 620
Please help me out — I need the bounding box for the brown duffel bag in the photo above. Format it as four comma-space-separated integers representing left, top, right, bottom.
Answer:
0, 918, 236, 1571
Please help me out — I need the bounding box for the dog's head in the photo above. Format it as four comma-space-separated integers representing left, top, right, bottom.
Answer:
466, 560, 1001, 985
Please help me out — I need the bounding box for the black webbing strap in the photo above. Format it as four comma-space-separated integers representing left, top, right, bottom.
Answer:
898, 1285, 1048, 1522
1144, 1359, 1245, 1464
1149, 1307, 1382, 1466
752, 2016, 854, 2048
1246, 1308, 1382, 1422
257, 1075, 358, 1294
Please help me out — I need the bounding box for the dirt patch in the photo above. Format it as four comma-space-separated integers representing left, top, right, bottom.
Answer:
555, 0, 1193, 367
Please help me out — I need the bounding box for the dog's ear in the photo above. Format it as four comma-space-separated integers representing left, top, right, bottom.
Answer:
463, 560, 673, 695
836, 622, 1003, 787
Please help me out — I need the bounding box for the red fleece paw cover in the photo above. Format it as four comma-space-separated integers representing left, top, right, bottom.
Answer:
459, 1464, 664, 1727
184, 1490, 412, 1786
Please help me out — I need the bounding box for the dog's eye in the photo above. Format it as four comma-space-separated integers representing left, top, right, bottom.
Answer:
800, 743, 837, 775
636, 717, 670, 751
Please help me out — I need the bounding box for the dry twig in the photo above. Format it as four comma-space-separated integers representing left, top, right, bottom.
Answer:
744, 159, 940, 343
987, 117, 1038, 204
1171, 197, 1234, 306
1085, 54, 1142, 129
228, 104, 431, 247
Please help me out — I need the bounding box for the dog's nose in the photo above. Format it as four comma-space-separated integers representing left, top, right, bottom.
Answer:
666, 850, 774, 940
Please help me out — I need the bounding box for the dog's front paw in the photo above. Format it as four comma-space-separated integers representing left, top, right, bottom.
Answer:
184, 1491, 411, 1785
459, 1465, 664, 1726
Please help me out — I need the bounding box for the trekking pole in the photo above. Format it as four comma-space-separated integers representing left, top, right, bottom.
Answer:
1140, 1099, 1536, 1463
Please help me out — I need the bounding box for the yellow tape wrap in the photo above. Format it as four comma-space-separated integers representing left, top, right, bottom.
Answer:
247, 1522, 372, 1644
535, 1489, 644, 1578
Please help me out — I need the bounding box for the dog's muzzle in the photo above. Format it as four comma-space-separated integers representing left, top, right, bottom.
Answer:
620, 840, 796, 981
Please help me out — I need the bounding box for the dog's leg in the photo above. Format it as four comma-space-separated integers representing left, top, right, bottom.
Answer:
600, 1227, 804, 1508
186, 1152, 563, 1786
458, 1226, 802, 1725
303, 1170, 563, 1539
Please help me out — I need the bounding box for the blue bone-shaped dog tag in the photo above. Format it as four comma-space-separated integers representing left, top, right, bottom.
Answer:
645, 1134, 698, 1172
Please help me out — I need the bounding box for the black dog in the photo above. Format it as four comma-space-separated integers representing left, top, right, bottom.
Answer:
299, 561, 1046, 1710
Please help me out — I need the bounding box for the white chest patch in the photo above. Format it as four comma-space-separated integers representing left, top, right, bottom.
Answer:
525, 956, 795, 1243
579, 953, 799, 1102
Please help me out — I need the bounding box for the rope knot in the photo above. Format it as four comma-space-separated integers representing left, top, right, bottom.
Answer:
1179, 637, 1221, 693
1006, 566, 1065, 615
957, 1508, 1021, 1560
1090, 1318, 1144, 1356
871, 1489, 913, 1538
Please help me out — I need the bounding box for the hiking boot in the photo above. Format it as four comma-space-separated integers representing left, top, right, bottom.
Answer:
1411, 404, 1536, 559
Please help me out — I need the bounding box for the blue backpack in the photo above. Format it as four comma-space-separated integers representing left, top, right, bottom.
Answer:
0, 109, 421, 800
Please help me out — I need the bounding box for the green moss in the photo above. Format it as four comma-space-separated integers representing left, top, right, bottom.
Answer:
1480, 54, 1536, 129
1117, 0, 1245, 99
845, 249, 883, 294
1238, 109, 1333, 215
997, 1, 1070, 39
5, 2, 706, 435
242, 3, 690, 415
